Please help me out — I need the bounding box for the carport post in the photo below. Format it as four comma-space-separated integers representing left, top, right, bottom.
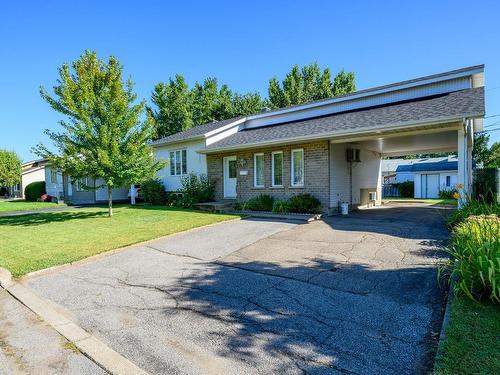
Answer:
457, 119, 473, 208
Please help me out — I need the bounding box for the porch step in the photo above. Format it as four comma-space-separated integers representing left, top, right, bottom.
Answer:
193, 201, 235, 212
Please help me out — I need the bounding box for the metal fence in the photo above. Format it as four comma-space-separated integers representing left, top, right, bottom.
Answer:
382, 184, 400, 198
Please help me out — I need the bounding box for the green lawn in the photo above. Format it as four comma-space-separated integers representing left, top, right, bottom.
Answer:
385, 198, 458, 206
0, 199, 62, 213
434, 297, 500, 374
0, 205, 239, 278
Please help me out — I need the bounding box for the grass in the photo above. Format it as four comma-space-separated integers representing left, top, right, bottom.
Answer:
434, 297, 500, 374
385, 197, 458, 206
0, 205, 239, 278
0, 199, 62, 213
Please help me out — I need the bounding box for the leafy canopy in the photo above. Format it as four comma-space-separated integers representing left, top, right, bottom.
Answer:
0, 149, 21, 187
35, 51, 163, 214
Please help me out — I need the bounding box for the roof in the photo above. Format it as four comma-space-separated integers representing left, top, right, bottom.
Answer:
202, 87, 484, 152
382, 157, 458, 173
151, 116, 245, 146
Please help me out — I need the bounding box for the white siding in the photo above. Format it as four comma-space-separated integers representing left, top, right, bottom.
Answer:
21, 166, 45, 198
154, 140, 207, 191
440, 172, 458, 190
44, 166, 64, 199
329, 144, 382, 207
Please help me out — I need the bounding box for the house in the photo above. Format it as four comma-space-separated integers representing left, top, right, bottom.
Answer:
151, 65, 485, 212
17, 159, 64, 199
381, 157, 458, 198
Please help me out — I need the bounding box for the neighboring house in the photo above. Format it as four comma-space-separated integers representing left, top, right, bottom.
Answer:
381, 157, 458, 198
20, 159, 46, 198
151, 65, 485, 212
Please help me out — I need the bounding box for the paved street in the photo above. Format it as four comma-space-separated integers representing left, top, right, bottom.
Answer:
27, 204, 450, 374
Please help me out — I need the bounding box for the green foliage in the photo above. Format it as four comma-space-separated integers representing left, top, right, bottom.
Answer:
35, 51, 163, 216
24, 181, 46, 201
141, 179, 167, 205
448, 200, 500, 228
272, 200, 289, 214
473, 133, 500, 168
473, 168, 499, 203
172, 173, 215, 208
148, 76, 264, 140
147, 75, 193, 139
267, 63, 355, 109
439, 189, 458, 200
442, 215, 500, 303
0, 149, 21, 188
394, 181, 414, 198
286, 193, 321, 214
242, 194, 275, 212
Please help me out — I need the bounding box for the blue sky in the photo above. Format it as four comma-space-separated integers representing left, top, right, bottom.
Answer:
1, 0, 499, 161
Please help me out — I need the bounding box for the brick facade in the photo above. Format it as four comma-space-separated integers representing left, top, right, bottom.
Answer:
207, 141, 330, 211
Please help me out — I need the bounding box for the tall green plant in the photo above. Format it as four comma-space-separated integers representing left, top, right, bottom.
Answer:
35, 51, 163, 217
0, 149, 21, 189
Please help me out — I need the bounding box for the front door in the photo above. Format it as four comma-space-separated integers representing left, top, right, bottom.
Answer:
223, 156, 237, 198
422, 174, 440, 198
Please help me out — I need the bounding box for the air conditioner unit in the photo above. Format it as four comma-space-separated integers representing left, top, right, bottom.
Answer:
369, 191, 377, 201
346, 149, 361, 162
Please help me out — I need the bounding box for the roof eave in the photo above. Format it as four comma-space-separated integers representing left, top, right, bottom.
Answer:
199, 113, 483, 154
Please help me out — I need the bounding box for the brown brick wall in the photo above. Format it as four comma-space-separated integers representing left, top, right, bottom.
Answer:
207, 141, 330, 211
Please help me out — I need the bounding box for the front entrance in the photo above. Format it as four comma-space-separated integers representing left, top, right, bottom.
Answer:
223, 156, 237, 198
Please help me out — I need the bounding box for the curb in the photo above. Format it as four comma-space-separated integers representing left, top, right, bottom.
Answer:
0, 267, 149, 375
433, 277, 455, 371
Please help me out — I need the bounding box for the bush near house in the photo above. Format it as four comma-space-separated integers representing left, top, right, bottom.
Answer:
235, 193, 321, 214
141, 178, 167, 205
438, 189, 458, 200
393, 181, 414, 198
447, 200, 500, 228
24, 181, 46, 201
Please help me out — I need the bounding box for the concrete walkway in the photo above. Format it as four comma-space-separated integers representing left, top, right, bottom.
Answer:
25, 205, 450, 374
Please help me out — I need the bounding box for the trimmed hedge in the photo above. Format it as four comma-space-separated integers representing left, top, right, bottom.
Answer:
24, 181, 46, 201
235, 193, 321, 214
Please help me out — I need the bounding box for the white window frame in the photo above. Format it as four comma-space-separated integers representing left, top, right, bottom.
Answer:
271, 151, 284, 187
253, 153, 265, 188
50, 169, 58, 184
169, 149, 187, 176
75, 177, 89, 192
291, 148, 304, 187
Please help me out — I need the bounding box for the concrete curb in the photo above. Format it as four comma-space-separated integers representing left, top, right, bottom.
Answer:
0, 267, 149, 375
433, 277, 455, 371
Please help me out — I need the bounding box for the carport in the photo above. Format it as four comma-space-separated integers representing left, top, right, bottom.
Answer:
330, 118, 480, 208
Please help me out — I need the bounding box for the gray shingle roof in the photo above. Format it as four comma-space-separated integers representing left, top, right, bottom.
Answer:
151, 115, 245, 146
203, 87, 484, 152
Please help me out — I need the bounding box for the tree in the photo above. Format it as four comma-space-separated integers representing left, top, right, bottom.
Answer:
147, 75, 192, 139
0, 149, 21, 191
35, 51, 163, 217
232, 93, 264, 116
473, 133, 491, 166
486, 141, 500, 168
267, 63, 356, 108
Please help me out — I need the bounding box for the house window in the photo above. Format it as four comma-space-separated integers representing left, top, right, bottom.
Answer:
446, 176, 451, 187
75, 178, 89, 192
291, 149, 304, 187
169, 149, 187, 176
272, 151, 283, 187
228, 159, 237, 178
50, 170, 58, 184
254, 153, 264, 187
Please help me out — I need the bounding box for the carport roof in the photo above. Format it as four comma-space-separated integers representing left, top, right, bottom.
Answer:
201, 87, 484, 153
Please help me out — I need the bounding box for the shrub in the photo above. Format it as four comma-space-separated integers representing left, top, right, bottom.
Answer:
272, 200, 289, 214
442, 215, 500, 303
244, 194, 275, 211
39, 193, 52, 202
448, 200, 500, 228
394, 181, 414, 198
141, 179, 167, 205
178, 173, 215, 207
286, 193, 321, 214
439, 189, 458, 200
24, 181, 46, 201
473, 168, 499, 204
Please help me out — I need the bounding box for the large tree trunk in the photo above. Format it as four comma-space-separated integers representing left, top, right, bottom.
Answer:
107, 185, 113, 217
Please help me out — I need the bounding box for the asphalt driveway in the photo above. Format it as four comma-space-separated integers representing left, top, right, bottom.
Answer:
26, 203, 451, 374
